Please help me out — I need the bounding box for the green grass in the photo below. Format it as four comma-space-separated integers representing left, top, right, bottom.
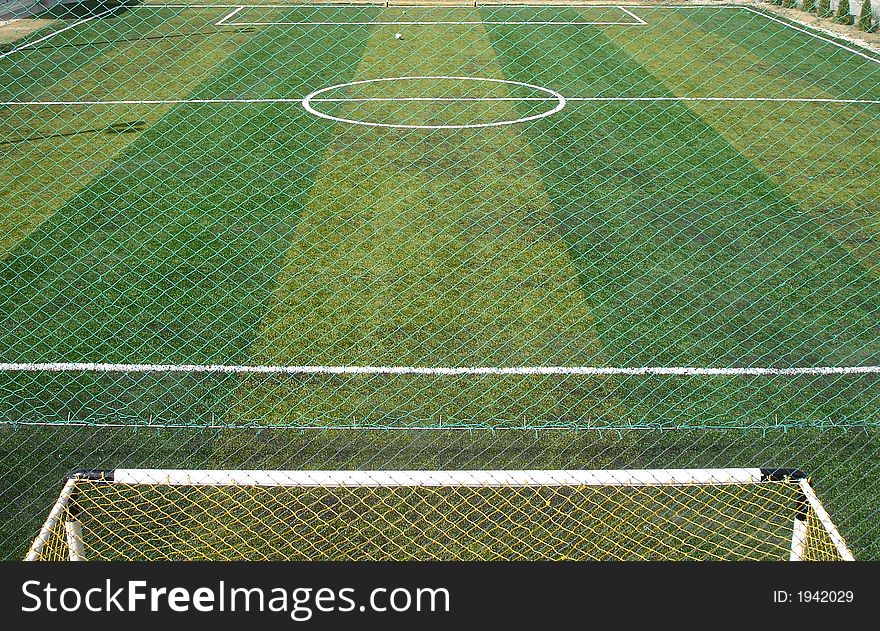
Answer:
0, 4, 878, 559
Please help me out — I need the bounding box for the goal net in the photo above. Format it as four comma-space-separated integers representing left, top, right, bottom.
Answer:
26, 468, 853, 561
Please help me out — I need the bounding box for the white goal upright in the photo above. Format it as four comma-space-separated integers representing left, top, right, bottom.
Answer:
26, 467, 854, 561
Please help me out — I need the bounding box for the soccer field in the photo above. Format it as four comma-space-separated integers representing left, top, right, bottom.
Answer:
1, 1, 879, 559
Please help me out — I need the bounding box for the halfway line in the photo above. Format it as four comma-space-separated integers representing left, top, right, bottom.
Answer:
2, 97, 878, 106
1, 362, 878, 376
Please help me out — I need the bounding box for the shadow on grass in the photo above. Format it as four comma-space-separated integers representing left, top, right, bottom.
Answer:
0, 120, 146, 146
39, 0, 141, 20
20, 26, 257, 50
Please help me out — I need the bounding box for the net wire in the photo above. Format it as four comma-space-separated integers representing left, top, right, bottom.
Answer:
1, 1, 878, 559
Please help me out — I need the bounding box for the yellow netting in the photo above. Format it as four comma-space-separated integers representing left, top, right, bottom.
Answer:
27, 474, 851, 561
800, 508, 848, 561
33, 517, 69, 561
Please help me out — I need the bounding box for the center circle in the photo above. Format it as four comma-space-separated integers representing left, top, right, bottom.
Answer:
301, 76, 566, 130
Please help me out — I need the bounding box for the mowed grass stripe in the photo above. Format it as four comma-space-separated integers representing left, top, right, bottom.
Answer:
0, 7, 247, 101
0, 22, 371, 423
0, 7, 260, 257
687, 8, 880, 100
599, 8, 880, 268
231, 13, 621, 426
597, 8, 880, 101
650, 100, 878, 273
487, 18, 880, 425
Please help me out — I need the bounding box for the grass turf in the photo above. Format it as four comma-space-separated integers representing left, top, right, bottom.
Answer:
0, 4, 878, 558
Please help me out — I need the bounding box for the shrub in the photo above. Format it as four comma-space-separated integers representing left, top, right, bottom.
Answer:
857, 0, 876, 31
817, 0, 833, 17
835, 0, 854, 24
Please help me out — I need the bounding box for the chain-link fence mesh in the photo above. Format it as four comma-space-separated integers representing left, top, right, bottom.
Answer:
1, 1, 878, 559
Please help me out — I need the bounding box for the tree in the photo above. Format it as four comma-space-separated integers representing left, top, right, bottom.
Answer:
803, 0, 817, 13
817, 0, 833, 17
783, 0, 797, 7
836, 0, 854, 24
858, 0, 876, 31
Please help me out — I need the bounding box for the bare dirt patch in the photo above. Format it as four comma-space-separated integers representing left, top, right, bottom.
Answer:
0, 18, 54, 46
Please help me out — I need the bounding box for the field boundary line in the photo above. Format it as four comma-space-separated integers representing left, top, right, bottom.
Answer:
2, 362, 879, 376
744, 6, 880, 66
0, 5, 121, 60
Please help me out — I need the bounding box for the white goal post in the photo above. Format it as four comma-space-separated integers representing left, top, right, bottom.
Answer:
26, 467, 854, 561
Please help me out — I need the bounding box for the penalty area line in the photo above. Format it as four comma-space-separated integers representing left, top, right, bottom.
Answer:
221, 20, 645, 25
1, 363, 878, 377
215, 6, 244, 26
617, 6, 647, 26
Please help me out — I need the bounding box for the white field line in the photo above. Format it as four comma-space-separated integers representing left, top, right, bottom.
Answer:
301, 75, 565, 129
314, 97, 556, 101
215, 6, 244, 25
217, 2, 645, 25
223, 20, 643, 25
744, 7, 880, 66
2, 362, 879, 376
307, 96, 880, 104
617, 6, 647, 25
2, 96, 879, 106
569, 97, 880, 103
0, 5, 122, 60
10, 420, 872, 431
146, 4, 744, 8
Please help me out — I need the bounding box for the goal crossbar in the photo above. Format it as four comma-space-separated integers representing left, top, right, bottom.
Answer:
109, 467, 771, 487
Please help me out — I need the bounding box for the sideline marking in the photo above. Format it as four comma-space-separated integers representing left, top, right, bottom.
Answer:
744, 7, 880, 66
